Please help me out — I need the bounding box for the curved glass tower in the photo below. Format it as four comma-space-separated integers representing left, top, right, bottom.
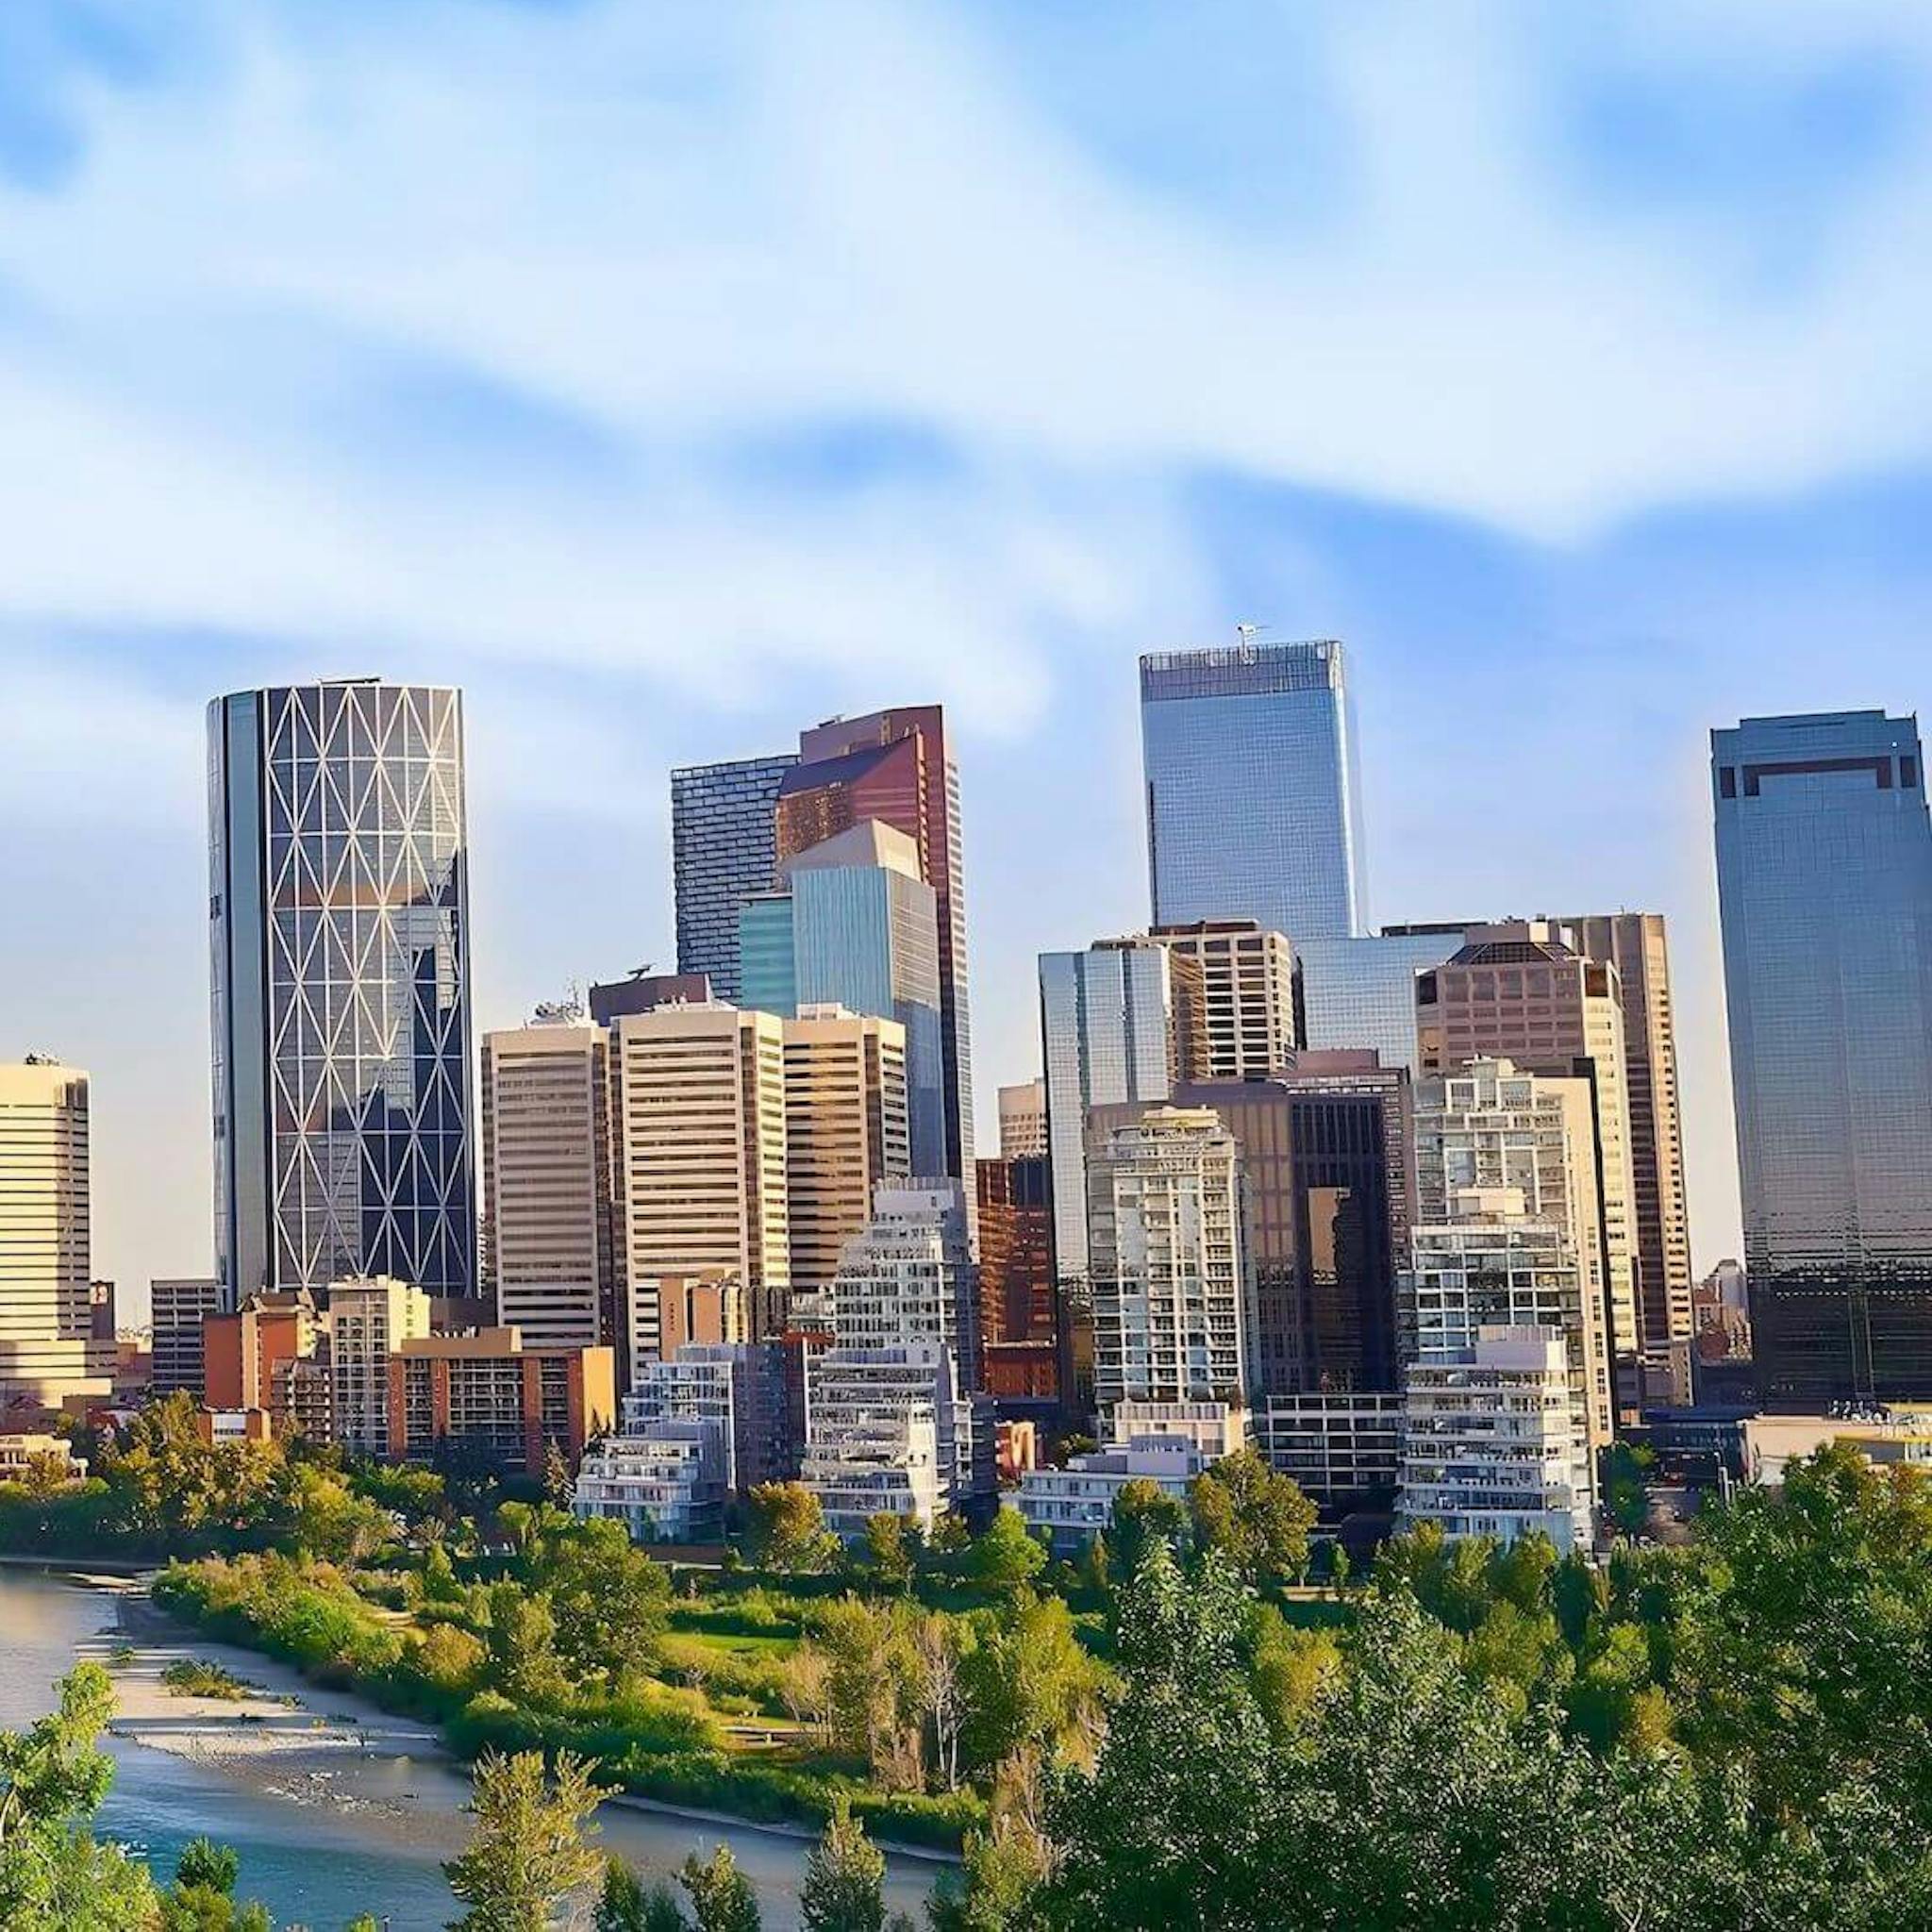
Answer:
209, 679, 475, 1306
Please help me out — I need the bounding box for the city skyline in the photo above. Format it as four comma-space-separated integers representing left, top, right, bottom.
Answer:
8, 7, 1932, 1313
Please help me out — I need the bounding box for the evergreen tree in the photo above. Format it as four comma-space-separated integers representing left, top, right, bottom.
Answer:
443, 1748, 605, 1931
679, 1843, 761, 1932
800, 1798, 887, 1932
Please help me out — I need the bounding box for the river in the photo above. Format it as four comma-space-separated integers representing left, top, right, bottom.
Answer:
0, 1565, 948, 1930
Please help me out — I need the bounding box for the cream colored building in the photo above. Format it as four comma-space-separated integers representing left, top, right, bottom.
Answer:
782, 1007, 909, 1296
1151, 920, 1297, 1083
995, 1078, 1047, 1159
0, 1059, 110, 1407
610, 1006, 791, 1352
480, 1016, 614, 1356
1417, 923, 1642, 1374
1086, 1105, 1249, 1418
327, 1274, 432, 1456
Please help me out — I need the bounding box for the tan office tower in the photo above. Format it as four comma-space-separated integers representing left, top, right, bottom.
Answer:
480, 1016, 614, 1355
1409, 1058, 1614, 1456
1416, 922, 1642, 1380
0, 1059, 110, 1407
611, 1006, 791, 1353
996, 1079, 1047, 1159
783, 1006, 909, 1297
1550, 913, 1694, 1367
1086, 1105, 1249, 1416
1151, 920, 1298, 1082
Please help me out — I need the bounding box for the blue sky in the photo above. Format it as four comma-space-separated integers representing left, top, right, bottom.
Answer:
4, 0, 1931, 1310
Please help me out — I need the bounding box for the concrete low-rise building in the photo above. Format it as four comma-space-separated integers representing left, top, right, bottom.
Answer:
1397, 1326, 1586, 1551
1016, 1436, 1211, 1554
1741, 1410, 1932, 1487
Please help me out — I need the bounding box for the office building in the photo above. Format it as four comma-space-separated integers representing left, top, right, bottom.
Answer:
1086, 1106, 1248, 1418
1176, 1051, 1412, 1399
0, 1060, 110, 1407
1416, 922, 1641, 1373
670, 753, 796, 1004
208, 679, 475, 1306
1712, 711, 1932, 1405
387, 1329, 616, 1474
608, 1005, 791, 1349
1553, 913, 1695, 1371
777, 708, 975, 1179
329, 1274, 433, 1456
1152, 921, 1298, 1081
1141, 636, 1367, 941
1039, 938, 1200, 1282
975, 1155, 1058, 1405
480, 1016, 614, 1356
783, 1008, 909, 1296
151, 1277, 224, 1400
1296, 924, 1479, 1074
1398, 1326, 1587, 1551
996, 1079, 1047, 1159
1410, 1058, 1615, 1459
744, 826, 943, 1174
1252, 1391, 1404, 1511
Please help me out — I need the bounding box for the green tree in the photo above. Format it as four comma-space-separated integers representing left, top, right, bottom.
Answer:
175, 1838, 240, 1894
541, 1517, 673, 1688
679, 1843, 761, 1932
745, 1483, 837, 1573
443, 1747, 605, 1932
1187, 1448, 1315, 1588
482, 1582, 573, 1708
597, 1855, 689, 1930
800, 1797, 887, 1932
860, 1512, 917, 1590
925, 1816, 1049, 1931
958, 1592, 1099, 1776
815, 1597, 919, 1777
966, 1508, 1046, 1592
1108, 1477, 1187, 1575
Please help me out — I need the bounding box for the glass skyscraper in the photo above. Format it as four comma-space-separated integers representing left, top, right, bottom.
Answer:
1712, 710, 1932, 1405
1296, 924, 1476, 1073
209, 680, 475, 1306
1141, 637, 1368, 941
670, 753, 797, 1005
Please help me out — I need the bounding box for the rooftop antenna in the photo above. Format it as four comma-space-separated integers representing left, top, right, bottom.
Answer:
626, 962, 655, 981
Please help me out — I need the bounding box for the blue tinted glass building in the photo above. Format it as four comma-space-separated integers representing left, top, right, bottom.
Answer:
1141, 638, 1368, 941
1712, 710, 1932, 1404
670, 753, 797, 1004
209, 680, 474, 1306
1295, 924, 1477, 1073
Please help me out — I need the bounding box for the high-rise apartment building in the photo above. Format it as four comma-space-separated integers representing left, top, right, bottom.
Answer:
1176, 1050, 1412, 1400
996, 1079, 1047, 1160
609, 1006, 791, 1349
744, 824, 945, 1175
208, 680, 474, 1307
328, 1274, 432, 1456
150, 1276, 224, 1399
670, 754, 797, 1004
1151, 920, 1298, 1082
0, 1060, 110, 1406
1551, 912, 1695, 1371
387, 1329, 616, 1474
1038, 938, 1201, 1282
1086, 1106, 1248, 1417
480, 1016, 614, 1355
1141, 636, 1367, 941
777, 708, 975, 1179
1296, 924, 1479, 1073
1416, 922, 1641, 1376
1712, 710, 1932, 1404
782, 1007, 910, 1296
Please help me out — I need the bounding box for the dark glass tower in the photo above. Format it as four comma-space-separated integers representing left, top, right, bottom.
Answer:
1141, 636, 1368, 941
1712, 710, 1932, 1405
209, 680, 475, 1306
670, 753, 797, 1005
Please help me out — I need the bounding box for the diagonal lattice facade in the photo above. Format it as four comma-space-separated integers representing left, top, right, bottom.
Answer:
210, 681, 475, 1304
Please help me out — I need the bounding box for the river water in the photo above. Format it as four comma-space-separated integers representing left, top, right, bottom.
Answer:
0, 1565, 946, 1930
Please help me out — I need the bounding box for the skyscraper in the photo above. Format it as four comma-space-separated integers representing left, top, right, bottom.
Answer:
670, 754, 797, 1004
1296, 924, 1480, 1073
1151, 920, 1299, 1081
777, 708, 974, 1178
208, 680, 474, 1308
1141, 636, 1368, 941
480, 1014, 614, 1356
0, 1059, 110, 1406
1551, 913, 1695, 1373
1712, 710, 1932, 1405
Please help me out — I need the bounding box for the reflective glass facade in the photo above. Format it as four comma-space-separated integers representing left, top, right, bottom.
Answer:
209, 682, 474, 1304
670, 753, 796, 1004
1141, 639, 1367, 941
1296, 925, 1474, 1072
1713, 711, 1932, 1404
